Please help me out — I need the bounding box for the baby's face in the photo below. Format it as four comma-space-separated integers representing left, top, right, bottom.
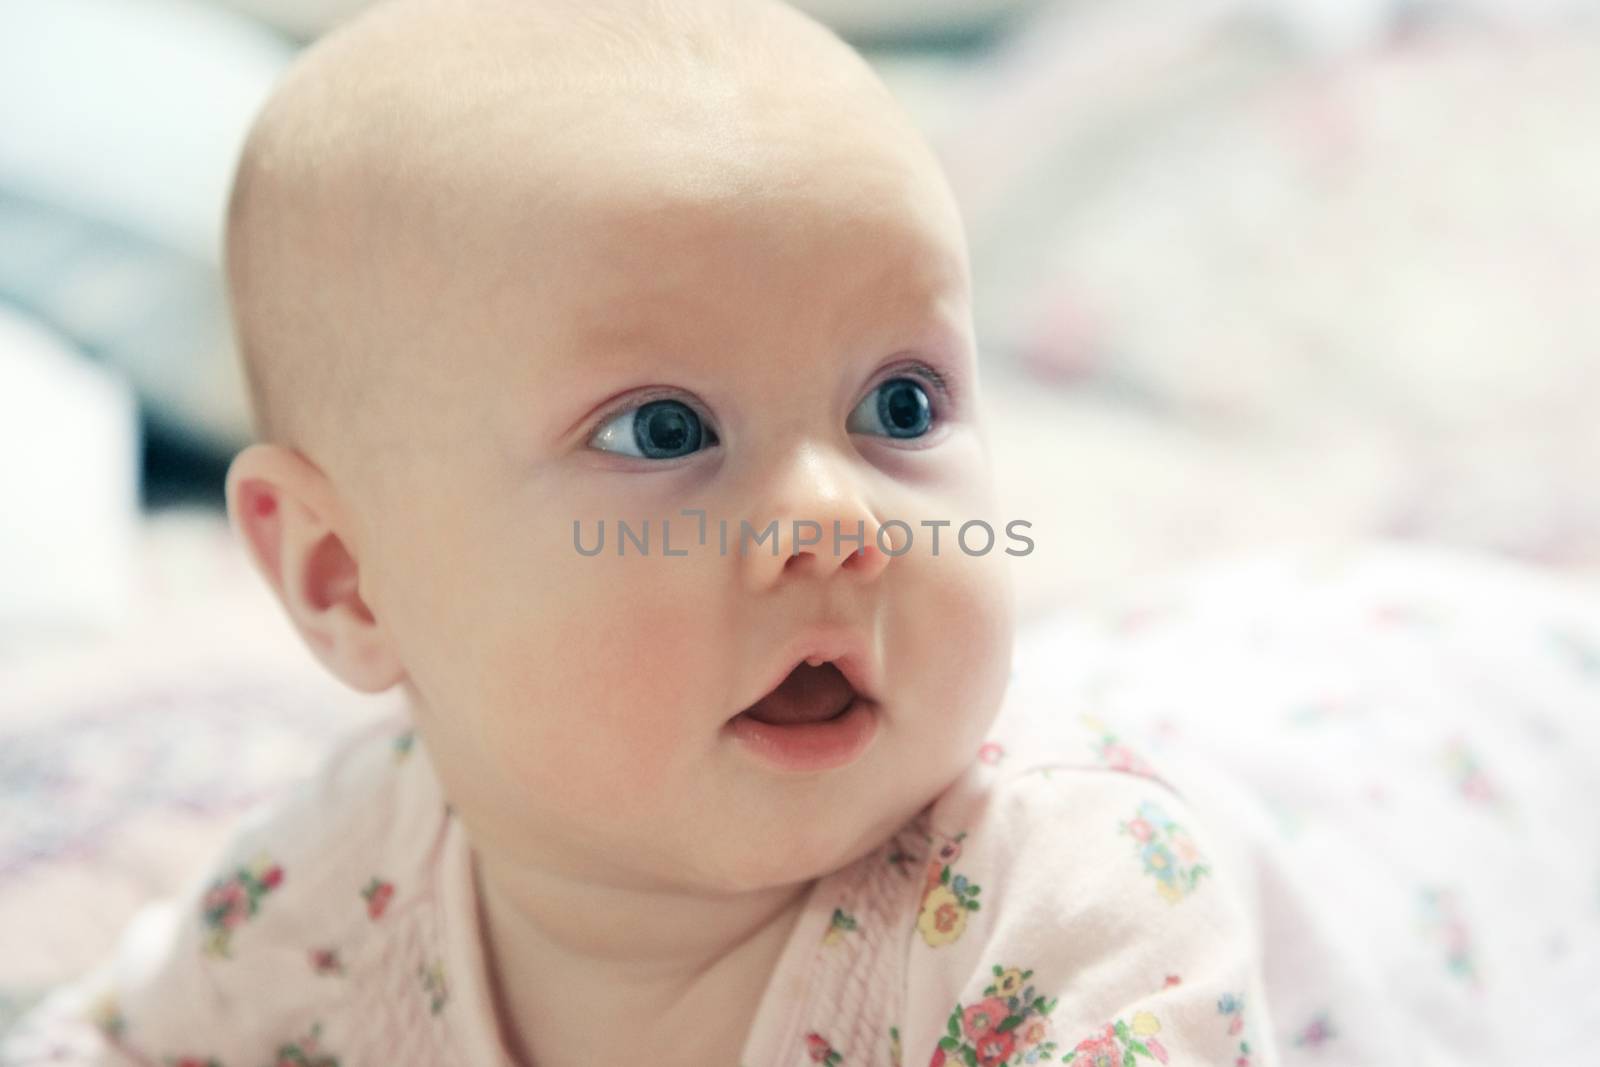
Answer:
348, 88, 1014, 892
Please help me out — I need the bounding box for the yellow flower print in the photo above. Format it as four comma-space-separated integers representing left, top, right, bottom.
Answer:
822, 908, 857, 947
918, 884, 968, 946
912, 830, 982, 946
995, 968, 1027, 998
1131, 1011, 1161, 1037
418, 959, 449, 1014
1123, 799, 1210, 903
89, 992, 125, 1039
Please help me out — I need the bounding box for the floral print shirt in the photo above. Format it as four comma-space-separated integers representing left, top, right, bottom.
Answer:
6, 542, 1598, 1067
1, 663, 1273, 1067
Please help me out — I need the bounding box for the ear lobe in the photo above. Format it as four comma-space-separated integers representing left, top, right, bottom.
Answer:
224, 443, 405, 694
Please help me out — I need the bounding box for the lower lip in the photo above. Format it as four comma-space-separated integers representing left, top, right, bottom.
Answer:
725, 698, 879, 774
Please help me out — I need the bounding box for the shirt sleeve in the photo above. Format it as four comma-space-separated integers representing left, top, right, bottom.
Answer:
1, 713, 420, 1067
1, 899, 176, 1066
898, 762, 1276, 1067
0, 786, 320, 1065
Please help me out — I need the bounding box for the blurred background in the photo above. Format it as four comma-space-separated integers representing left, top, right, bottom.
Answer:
3, 0, 1599, 1029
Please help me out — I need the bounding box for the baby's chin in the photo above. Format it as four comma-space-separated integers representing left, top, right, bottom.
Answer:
679, 781, 939, 895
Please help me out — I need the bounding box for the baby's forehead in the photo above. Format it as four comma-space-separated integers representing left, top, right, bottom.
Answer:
229, 0, 966, 464
345, 69, 964, 338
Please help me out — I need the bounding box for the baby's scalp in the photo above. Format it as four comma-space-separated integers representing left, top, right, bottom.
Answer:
223, 0, 946, 511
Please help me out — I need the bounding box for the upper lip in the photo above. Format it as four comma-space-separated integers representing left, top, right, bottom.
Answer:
736, 627, 882, 718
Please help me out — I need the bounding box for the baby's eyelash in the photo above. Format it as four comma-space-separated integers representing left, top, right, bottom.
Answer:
584, 388, 707, 444
583, 358, 960, 446
878, 360, 956, 410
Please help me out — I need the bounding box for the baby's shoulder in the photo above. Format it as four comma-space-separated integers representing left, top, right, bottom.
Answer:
7, 707, 454, 1062
187, 706, 446, 949
918, 708, 1230, 915
886, 719, 1266, 1067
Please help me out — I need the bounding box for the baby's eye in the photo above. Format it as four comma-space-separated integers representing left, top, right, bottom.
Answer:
847, 377, 934, 439
590, 398, 719, 459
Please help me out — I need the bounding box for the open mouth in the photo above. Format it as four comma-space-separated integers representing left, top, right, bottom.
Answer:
736, 660, 858, 726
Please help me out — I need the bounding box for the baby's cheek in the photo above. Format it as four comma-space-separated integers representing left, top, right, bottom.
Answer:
904, 552, 1012, 736
475, 594, 718, 821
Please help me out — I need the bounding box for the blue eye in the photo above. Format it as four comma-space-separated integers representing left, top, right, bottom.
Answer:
591, 399, 719, 459
848, 377, 934, 439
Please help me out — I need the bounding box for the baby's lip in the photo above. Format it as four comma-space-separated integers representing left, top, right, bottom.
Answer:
736, 628, 882, 719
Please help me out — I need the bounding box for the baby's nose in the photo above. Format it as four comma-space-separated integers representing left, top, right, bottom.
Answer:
738, 448, 894, 589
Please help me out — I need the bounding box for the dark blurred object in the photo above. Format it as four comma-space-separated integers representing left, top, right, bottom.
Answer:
140, 406, 229, 512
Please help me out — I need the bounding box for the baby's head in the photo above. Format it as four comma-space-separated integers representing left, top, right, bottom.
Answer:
223, 0, 1014, 895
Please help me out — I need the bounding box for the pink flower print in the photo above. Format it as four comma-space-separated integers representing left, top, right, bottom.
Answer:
362, 877, 395, 920
1083, 717, 1163, 781
1293, 1013, 1335, 1048
1073, 1024, 1122, 1067
206, 881, 250, 930
1443, 739, 1501, 808
309, 947, 344, 976
1171, 832, 1201, 865
937, 962, 1060, 1065
1102, 744, 1141, 773
173, 1059, 221, 1067
804, 1031, 842, 1066
200, 858, 285, 958
973, 1027, 1015, 1067
1146, 1037, 1169, 1064
1217, 992, 1251, 1063
1419, 888, 1480, 986
1018, 1017, 1050, 1051
1123, 800, 1208, 902
272, 1020, 340, 1067
977, 741, 1005, 766
962, 997, 1008, 1039
935, 835, 963, 867
1461, 771, 1494, 802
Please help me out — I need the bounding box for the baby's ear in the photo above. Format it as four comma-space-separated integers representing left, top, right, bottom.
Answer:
224, 443, 404, 694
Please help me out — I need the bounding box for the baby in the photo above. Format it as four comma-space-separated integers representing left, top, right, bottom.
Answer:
22, 0, 1570, 1064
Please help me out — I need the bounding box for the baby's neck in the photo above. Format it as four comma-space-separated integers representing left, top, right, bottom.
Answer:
472, 849, 811, 1066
